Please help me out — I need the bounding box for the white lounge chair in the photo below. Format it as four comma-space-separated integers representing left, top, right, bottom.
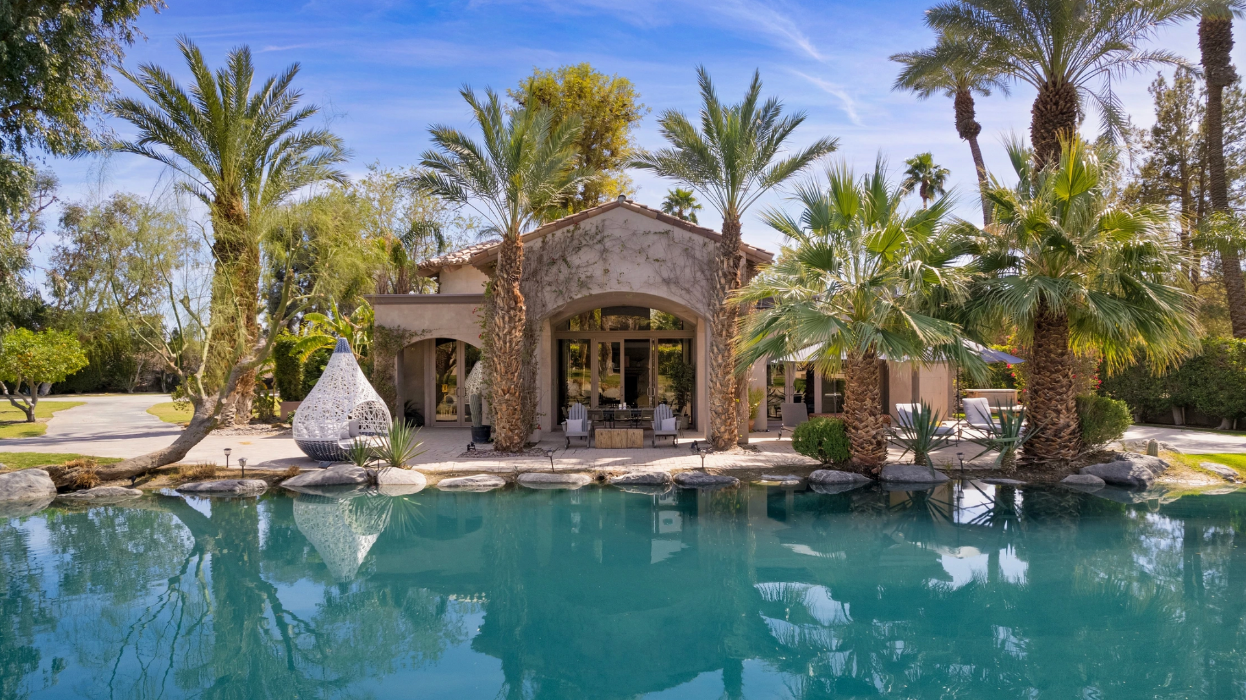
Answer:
777, 402, 809, 439
961, 397, 1001, 438
563, 403, 592, 447
652, 403, 681, 447
894, 403, 958, 442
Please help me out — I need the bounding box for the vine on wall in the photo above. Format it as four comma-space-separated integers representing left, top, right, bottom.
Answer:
372, 324, 427, 412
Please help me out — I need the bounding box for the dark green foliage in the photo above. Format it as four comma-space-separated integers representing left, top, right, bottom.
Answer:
1102, 338, 1246, 425
1099, 360, 1174, 419
273, 334, 303, 401
1077, 394, 1133, 448
792, 417, 851, 466
300, 347, 331, 398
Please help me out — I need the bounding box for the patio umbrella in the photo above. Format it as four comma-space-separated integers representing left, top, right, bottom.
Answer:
964, 340, 1023, 364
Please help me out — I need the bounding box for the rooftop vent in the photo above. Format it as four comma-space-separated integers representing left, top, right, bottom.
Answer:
617, 194, 627, 202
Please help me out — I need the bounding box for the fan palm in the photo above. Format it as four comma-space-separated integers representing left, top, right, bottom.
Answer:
109, 36, 346, 424
892, 32, 1007, 223
415, 88, 591, 452
955, 136, 1199, 463
660, 187, 702, 223
927, 0, 1190, 170
901, 153, 951, 210
294, 301, 372, 363
633, 67, 838, 450
736, 161, 983, 472
1197, 0, 1246, 337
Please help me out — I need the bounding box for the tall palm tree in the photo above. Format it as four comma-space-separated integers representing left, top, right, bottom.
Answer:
416, 88, 590, 452
110, 36, 346, 424
1198, 0, 1246, 337
660, 187, 702, 223
892, 33, 1007, 223
927, 0, 1189, 170
957, 137, 1199, 463
632, 67, 838, 450
900, 152, 951, 209
736, 162, 982, 473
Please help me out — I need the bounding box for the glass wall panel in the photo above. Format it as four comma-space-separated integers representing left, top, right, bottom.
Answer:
462, 343, 482, 424
556, 307, 687, 331
434, 339, 458, 422
821, 375, 846, 414
596, 341, 621, 407
795, 364, 816, 415
656, 339, 693, 420
623, 339, 652, 407
766, 362, 785, 421
559, 339, 591, 421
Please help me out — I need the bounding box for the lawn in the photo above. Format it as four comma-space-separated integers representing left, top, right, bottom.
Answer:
147, 401, 194, 425
0, 400, 86, 438
0, 452, 122, 470
1174, 453, 1246, 479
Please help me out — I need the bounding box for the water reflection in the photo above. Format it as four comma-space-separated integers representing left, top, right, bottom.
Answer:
0, 481, 1243, 699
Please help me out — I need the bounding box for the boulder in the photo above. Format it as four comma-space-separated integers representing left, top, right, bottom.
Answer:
1062, 474, 1106, 488
609, 471, 672, 486
437, 474, 507, 491
518, 472, 593, 489
1199, 462, 1240, 483
0, 469, 56, 502
880, 464, 949, 484
58, 486, 143, 503
809, 469, 871, 485
178, 479, 269, 496
282, 464, 368, 489
1080, 453, 1168, 489
673, 472, 739, 489
376, 468, 427, 496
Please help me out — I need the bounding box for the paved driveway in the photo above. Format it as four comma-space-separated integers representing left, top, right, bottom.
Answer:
1121, 424, 1246, 454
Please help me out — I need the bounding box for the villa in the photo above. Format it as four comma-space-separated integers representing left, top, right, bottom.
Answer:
370, 197, 954, 436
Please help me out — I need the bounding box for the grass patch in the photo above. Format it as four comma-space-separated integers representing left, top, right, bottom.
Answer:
147, 401, 193, 425
0, 400, 86, 438
1171, 453, 1246, 479
175, 462, 217, 482
0, 452, 122, 471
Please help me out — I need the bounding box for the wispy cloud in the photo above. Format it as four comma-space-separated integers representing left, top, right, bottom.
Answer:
709, 0, 825, 62
791, 70, 860, 125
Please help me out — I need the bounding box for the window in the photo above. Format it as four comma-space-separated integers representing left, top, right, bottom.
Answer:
556, 307, 687, 331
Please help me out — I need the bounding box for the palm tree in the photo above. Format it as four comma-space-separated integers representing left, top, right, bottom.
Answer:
660, 187, 702, 223
1198, 0, 1246, 337
632, 67, 838, 450
736, 162, 982, 473
892, 32, 1007, 224
900, 153, 951, 209
416, 88, 590, 452
927, 0, 1189, 170
957, 137, 1199, 464
110, 36, 346, 424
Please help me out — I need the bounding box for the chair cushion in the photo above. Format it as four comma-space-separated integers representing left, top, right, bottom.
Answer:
567, 419, 583, 434
661, 417, 677, 432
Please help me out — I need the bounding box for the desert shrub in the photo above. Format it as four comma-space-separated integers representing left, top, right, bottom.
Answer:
1077, 395, 1132, 449
791, 417, 851, 466
273, 334, 304, 401
282, 465, 301, 480
176, 463, 217, 482
55, 459, 100, 490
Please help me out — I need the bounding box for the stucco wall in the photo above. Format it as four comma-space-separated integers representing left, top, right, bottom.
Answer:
439, 265, 489, 294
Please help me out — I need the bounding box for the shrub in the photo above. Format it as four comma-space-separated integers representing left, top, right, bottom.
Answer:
300, 347, 332, 397
273, 334, 304, 401
1100, 360, 1172, 420
791, 417, 851, 466
176, 463, 217, 482
1077, 394, 1132, 449
1178, 338, 1246, 425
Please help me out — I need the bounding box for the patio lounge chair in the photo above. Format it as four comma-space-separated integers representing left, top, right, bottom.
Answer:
652, 403, 681, 447
961, 397, 1001, 438
894, 403, 959, 443
777, 402, 809, 439
563, 403, 592, 448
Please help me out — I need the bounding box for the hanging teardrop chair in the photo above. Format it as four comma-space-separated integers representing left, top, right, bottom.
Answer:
293, 338, 392, 462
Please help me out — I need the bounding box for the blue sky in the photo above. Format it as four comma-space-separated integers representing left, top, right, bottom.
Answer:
40, 0, 1246, 269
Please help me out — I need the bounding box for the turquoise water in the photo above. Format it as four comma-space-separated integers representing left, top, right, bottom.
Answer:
2, 481, 1244, 699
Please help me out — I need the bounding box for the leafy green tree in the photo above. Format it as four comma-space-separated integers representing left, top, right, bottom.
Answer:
109, 36, 346, 425
957, 137, 1200, 463
892, 32, 1006, 223
660, 187, 701, 222
510, 63, 647, 213
0, 0, 161, 214
416, 88, 591, 452
0, 166, 54, 329
633, 67, 837, 450
927, 0, 1189, 170
0, 328, 87, 421
736, 162, 980, 471
900, 152, 951, 209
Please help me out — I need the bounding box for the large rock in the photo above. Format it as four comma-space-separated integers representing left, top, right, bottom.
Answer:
58, 486, 143, 503
1062, 474, 1106, 488
178, 479, 269, 496
1081, 453, 1168, 489
1200, 462, 1240, 483
809, 469, 871, 485
376, 468, 427, 496
673, 472, 739, 489
437, 474, 506, 491
609, 471, 672, 486
282, 464, 368, 489
880, 464, 949, 484
0, 469, 56, 502
518, 472, 593, 490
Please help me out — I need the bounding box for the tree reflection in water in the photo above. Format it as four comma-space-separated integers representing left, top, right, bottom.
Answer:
0, 481, 1243, 699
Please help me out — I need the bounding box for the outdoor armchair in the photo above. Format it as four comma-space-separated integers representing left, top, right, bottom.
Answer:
652, 403, 681, 447
777, 402, 809, 439
563, 403, 592, 447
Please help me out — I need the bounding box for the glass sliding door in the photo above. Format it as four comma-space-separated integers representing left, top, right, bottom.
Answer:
559, 339, 591, 422
596, 341, 621, 407
623, 340, 652, 407
766, 362, 785, 422
656, 339, 693, 420
434, 339, 459, 423
462, 344, 482, 425
820, 375, 846, 414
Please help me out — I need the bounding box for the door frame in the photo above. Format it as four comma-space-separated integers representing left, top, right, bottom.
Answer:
553, 332, 696, 426
426, 338, 480, 426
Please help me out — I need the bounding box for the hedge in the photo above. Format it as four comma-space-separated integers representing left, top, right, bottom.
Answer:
1076, 395, 1132, 448
1100, 337, 1246, 427
792, 417, 851, 466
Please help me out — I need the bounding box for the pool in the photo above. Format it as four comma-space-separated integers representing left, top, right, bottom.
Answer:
2, 481, 1244, 699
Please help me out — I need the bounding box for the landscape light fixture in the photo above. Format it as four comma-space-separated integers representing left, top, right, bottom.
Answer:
238, 457, 247, 478
224, 447, 232, 470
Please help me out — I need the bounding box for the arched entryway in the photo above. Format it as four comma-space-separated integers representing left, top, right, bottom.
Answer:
432, 338, 483, 426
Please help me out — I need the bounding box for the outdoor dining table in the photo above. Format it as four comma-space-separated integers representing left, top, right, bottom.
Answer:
588, 407, 654, 429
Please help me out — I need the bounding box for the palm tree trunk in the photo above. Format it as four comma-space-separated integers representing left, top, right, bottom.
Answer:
844, 352, 887, 473
490, 234, 528, 452
954, 88, 992, 225
708, 217, 744, 450
1030, 80, 1079, 172
1022, 305, 1080, 464
1201, 13, 1246, 338
205, 204, 260, 426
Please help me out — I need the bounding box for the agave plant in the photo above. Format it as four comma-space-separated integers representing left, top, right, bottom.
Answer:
966, 407, 1035, 473
891, 401, 957, 469
372, 419, 425, 471
344, 437, 375, 470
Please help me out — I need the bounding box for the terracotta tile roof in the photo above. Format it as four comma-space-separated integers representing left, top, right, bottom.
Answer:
416, 199, 774, 276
